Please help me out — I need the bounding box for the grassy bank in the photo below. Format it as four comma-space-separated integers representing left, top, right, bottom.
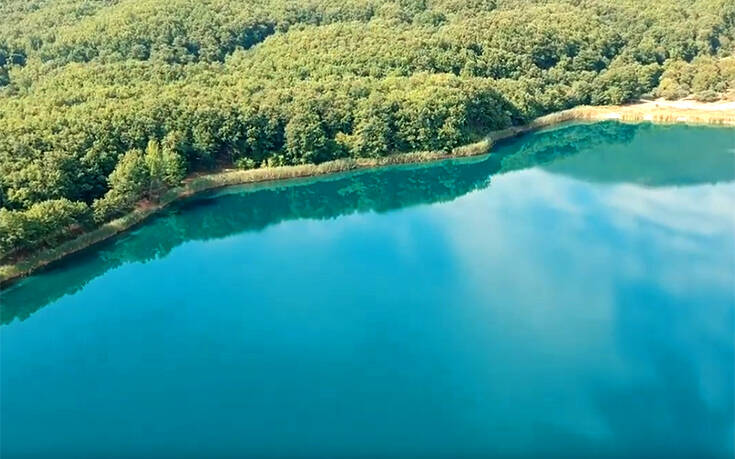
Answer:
2, 102, 734, 287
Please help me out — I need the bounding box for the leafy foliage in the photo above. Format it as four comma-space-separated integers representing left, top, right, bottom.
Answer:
656, 57, 735, 100
1, 0, 734, 256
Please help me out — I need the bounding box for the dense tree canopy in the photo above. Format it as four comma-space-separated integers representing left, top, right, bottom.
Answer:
1, 0, 734, 258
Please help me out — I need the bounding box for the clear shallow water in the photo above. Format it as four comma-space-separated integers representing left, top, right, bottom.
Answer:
1, 122, 734, 458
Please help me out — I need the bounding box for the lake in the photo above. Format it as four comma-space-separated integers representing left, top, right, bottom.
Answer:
2, 122, 734, 458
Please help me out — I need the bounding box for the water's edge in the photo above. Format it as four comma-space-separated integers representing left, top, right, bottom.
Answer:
1, 103, 733, 287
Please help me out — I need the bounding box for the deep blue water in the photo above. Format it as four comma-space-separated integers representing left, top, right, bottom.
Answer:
2, 122, 734, 458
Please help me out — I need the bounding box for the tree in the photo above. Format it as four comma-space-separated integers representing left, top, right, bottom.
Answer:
92, 149, 150, 222
161, 144, 187, 187
691, 58, 721, 93
0, 199, 91, 256
657, 77, 688, 100
109, 149, 149, 199
347, 94, 396, 158
144, 139, 164, 198
284, 106, 335, 164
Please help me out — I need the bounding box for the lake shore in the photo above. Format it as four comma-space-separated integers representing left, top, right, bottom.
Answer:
2, 99, 734, 287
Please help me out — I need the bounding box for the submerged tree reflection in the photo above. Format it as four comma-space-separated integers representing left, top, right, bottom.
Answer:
2, 155, 502, 323
3, 122, 733, 324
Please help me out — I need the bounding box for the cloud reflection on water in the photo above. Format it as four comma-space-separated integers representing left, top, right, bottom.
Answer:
424, 167, 734, 456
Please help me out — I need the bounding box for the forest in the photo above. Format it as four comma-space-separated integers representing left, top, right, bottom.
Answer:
1, 0, 734, 259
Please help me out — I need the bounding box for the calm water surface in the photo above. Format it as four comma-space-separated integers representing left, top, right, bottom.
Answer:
2, 122, 734, 458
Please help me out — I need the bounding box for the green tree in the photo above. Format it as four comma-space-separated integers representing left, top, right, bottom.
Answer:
285, 106, 335, 164
109, 149, 149, 199
161, 145, 187, 187
144, 139, 164, 198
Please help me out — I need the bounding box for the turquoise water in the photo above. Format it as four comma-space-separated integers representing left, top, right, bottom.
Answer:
2, 122, 734, 458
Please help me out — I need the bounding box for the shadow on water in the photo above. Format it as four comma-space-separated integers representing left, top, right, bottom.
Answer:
495, 121, 735, 185
2, 121, 734, 324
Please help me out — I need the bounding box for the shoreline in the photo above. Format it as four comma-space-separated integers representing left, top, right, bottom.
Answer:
2, 100, 734, 287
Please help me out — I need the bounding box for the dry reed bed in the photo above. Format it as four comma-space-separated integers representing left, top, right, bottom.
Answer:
2, 103, 734, 286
